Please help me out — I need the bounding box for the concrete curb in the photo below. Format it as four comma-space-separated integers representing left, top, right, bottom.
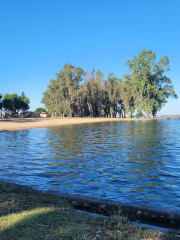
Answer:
47, 191, 180, 228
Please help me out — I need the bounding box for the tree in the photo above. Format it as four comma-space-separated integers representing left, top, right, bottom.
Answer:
41, 54, 177, 118
105, 73, 122, 118
85, 69, 106, 117
121, 74, 135, 117
62, 64, 86, 117
2, 92, 30, 115
0, 93, 2, 118
42, 64, 86, 117
34, 107, 47, 114
75, 84, 89, 117
125, 49, 178, 117
20, 92, 30, 112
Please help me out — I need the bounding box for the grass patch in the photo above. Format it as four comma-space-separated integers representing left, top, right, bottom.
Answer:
0, 181, 179, 240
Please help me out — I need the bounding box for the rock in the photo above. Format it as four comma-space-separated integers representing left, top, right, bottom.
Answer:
151, 215, 157, 218
83, 203, 90, 208
96, 234, 101, 238
96, 231, 102, 238
137, 211, 142, 215
99, 204, 106, 209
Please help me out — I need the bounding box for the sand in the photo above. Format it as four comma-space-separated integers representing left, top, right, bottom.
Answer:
0, 117, 137, 131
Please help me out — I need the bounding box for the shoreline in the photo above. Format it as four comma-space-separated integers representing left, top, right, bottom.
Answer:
0, 115, 179, 132
1, 181, 172, 240
0, 117, 147, 131
2, 181, 180, 229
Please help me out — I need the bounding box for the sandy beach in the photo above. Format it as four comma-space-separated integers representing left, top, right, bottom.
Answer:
0, 117, 138, 131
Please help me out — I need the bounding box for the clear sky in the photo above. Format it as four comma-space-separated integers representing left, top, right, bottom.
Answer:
0, 0, 180, 115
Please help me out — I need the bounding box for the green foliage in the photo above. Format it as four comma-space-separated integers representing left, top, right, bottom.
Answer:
42, 63, 86, 117
124, 49, 178, 117
84, 69, 105, 117
2, 92, 30, 115
105, 73, 123, 117
42, 64, 124, 118
121, 74, 135, 117
34, 107, 47, 114
42, 51, 178, 118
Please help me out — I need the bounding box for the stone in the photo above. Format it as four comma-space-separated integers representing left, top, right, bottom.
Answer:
99, 204, 106, 209
96, 234, 101, 238
151, 215, 157, 218
83, 203, 90, 208
137, 211, 142, 215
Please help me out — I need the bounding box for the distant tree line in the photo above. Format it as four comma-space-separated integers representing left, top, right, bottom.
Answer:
0, 92, 30, 117
42, 49, 177, 118
34, 107, 47, 114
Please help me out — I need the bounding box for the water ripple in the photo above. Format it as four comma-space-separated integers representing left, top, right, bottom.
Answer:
0, 119, 180, 209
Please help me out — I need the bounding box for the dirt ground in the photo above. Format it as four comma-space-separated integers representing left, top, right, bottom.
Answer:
0, 117, 139, 131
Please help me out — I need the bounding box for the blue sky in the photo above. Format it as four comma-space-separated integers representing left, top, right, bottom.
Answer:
0, 0, 179, 115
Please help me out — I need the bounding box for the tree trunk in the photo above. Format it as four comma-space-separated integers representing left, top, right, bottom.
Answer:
87, 102, 93, 117
145, 112, 150, 118
110, 107, 113, 118
127, 112, 131, 118
69, 108, 72, 117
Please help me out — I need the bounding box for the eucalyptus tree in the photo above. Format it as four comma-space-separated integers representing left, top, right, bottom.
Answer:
62, 64, 86, 117
95, 70, 106, 116
121, 74, 135, 118
42, 64, 86, 117
76, 84, 89, 117
125, 49, 178, 117
42, 79, 64, 116
85, 69, 105, 117
105, 73, 122, 118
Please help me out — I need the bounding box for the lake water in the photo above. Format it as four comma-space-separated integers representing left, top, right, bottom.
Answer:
0, 119, 180, 209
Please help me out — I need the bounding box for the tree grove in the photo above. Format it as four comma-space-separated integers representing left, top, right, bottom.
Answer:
42, 50, 178, 118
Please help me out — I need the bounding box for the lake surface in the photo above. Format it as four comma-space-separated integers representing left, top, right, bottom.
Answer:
0, 119, 180, 209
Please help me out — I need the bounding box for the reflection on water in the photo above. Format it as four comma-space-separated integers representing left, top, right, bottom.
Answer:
0, 119, 180, 209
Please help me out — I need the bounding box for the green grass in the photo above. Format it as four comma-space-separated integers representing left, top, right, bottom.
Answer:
0, 181, 179, 240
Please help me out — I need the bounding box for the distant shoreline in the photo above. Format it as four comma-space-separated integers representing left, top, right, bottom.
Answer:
0, 116, 179, 132
157, 114, 180, 118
